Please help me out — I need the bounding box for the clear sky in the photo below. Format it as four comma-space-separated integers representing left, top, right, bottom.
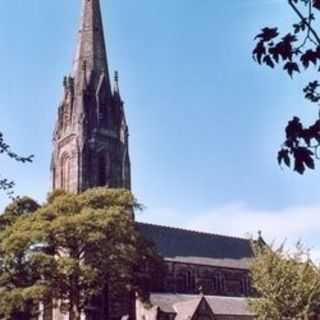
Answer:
1, 0, 320, 256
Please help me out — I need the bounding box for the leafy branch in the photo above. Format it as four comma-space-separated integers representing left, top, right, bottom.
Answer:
253, 0, 320, 174
0, 131, 33, 197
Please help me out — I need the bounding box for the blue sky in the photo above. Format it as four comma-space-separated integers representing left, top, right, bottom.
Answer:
1, 0, 320, 255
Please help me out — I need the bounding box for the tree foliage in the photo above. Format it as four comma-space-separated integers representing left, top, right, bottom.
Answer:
249, 242, 320, 319
0, 196, 40, 230
253, 0, 320, 174
0, 196, 40, 320
0, 188, 163, 320
0, 132, 33, 197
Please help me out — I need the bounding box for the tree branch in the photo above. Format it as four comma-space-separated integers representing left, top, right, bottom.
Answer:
288, 0, 320, 45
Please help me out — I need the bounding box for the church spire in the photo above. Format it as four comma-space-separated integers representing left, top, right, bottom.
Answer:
51, 0, 131, 194
73, 0, 111, 92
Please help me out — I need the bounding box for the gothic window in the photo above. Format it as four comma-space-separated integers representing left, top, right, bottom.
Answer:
215, 272, 225, 294
164, 277, 176, 293
210, 278, 217, 293
52, 166, 56, 190
243, 276, 249, 295
98, 154, 107, 186
61, 154, 71, 191
176, 274, 187, 293
186, 270, 195, 292
220, 274, 225, 293
176, 269, 195, 293
97, 152, 111, 187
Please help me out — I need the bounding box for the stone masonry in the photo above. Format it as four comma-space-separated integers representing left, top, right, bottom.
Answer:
47, 1, 257, 319
51, 0, 131, 194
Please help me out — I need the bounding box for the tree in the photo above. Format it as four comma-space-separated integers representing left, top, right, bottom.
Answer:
249, 242, 320, 319
0, 196, 39, 230
0, 188, 163, 320
0, 197, 40, 320
253, 0, 320, 174
0, 132, 33, 197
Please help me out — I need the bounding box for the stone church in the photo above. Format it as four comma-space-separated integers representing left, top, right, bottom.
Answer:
47, 0, 257, 319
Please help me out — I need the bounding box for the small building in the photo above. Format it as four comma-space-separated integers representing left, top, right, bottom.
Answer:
137, 294, 254, 320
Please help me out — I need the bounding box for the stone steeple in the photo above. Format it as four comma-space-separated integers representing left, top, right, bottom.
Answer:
51, 0, 131, 193
73, 0, 111, 93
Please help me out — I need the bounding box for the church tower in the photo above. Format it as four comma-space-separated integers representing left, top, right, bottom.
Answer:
51, 0, 131, 193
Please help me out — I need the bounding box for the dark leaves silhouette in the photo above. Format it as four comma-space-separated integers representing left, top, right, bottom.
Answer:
293, 147, 315, 174
301, 49, 318, 68
253, 41, 266, 64
255, 27, 279, 42
253, 0, 320, 173
284, 62, 300, 77
0, 131, 33, 198
313, 0, 320, 11
278, 149, 291, 167
263, 55, 275, 68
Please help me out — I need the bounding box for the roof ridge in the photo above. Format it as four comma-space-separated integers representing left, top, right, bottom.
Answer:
206, 295, 249, 300
136, 221, 250, 242
151, 293, 251, 300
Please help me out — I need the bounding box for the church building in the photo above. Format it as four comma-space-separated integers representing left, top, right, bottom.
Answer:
48, 1, 257, 319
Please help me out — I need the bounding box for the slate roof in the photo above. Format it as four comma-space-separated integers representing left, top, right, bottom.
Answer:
150, 293, 254, 317
136, 222, 254, 270
173, 298, 202, 320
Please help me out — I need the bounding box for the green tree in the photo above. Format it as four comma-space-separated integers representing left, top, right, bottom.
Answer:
0, 188, 163, 320
249, 242, 320, 319
0, 197, 40, 320
253, 0, 320, 174
0, 196, 39, 230
0, 132, 33, 197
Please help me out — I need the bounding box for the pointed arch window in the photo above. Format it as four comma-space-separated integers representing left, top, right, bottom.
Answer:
61, 154, 71, 191
97, 152, 111, 187
98, 154, 107, 187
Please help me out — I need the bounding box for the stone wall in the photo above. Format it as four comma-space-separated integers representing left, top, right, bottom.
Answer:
150, 261, 251, 297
